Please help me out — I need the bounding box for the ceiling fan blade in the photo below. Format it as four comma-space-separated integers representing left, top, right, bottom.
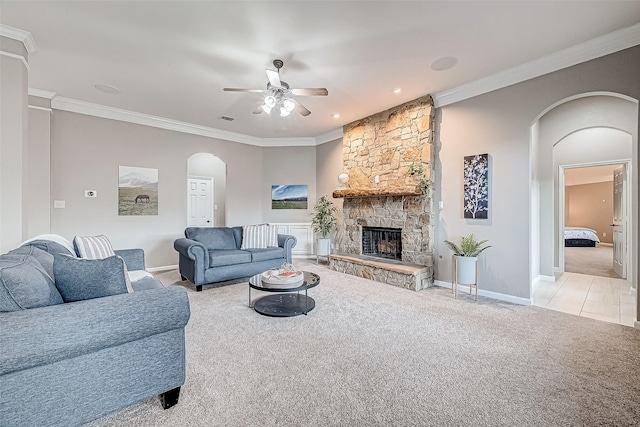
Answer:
290, 88, 328, 96
265, 69, 282, 88
252, 106, 263, 114
223, 88, 264, 93
292, 98, 311, 116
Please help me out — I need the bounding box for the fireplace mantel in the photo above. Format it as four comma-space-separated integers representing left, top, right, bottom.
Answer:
333, 186, 422, 199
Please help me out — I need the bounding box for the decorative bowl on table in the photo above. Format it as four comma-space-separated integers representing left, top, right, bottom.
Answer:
261, 268, 304, 288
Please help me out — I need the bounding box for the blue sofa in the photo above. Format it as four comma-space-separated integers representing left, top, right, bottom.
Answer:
174, 226, 297, 291
0, 239, 191, 426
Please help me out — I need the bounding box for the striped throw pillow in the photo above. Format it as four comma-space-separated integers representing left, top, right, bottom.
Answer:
73, 235, 116, 259
266, 224, 279, 247
241, 224, 267, 249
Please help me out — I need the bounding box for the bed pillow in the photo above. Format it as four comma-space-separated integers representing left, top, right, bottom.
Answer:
241, 224, 278, 249
73, 235, 116, 259
53, 254, 131, 302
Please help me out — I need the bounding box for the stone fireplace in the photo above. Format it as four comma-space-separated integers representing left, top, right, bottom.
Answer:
329, 95, 435, 291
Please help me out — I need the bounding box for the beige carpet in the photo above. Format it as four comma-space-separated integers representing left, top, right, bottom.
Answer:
564, 245, 621, 278
86, 260, 640, 426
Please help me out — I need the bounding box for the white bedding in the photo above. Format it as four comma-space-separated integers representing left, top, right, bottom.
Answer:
564, 227, 600, 243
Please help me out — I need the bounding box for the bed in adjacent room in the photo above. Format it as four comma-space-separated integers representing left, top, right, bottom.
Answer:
564, 227, 600, 247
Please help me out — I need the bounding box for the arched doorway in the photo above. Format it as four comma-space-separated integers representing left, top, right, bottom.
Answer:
530, 92, 638, 326
187, 153, 227, 227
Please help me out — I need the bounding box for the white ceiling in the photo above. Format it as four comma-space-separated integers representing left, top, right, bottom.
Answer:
2, 1, 640, 140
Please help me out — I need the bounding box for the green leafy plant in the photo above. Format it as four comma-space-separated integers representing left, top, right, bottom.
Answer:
443, 234, 491, 257
311, 195, 337, 238
408, 162, 430, 197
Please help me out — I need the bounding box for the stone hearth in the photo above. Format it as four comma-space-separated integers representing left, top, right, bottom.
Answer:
330, 95, 435, 291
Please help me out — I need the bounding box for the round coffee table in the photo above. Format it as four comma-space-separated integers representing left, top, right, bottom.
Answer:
248, 271, 320, 317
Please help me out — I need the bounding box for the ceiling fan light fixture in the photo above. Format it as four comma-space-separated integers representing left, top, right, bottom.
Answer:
283, 98, 295, 112
261, 104, 273, 114
280, 107, 291, 117
264, 95, 276, 108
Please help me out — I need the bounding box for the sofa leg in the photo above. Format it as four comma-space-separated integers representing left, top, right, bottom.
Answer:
160, 386, 181, 409
181, 275, 186, 281
196, 285, 203, 292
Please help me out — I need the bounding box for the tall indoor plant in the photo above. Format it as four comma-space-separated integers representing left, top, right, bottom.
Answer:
443, 234, 490, 285
311, 195, 337, 257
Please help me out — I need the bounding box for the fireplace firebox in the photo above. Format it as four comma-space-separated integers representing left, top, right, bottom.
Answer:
362, 227, 402, 260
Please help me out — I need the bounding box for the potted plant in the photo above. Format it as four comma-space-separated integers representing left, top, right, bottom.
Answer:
443, 234, 490, 285
311, 195, 337, 257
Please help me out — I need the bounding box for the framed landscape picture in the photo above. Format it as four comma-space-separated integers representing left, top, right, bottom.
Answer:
463, 154, 489, 219
271, 185, 308, 209
118, 166, 158, 216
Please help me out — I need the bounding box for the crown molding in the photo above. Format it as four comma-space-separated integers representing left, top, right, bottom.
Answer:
28, 88, 56, 99
315, 128, 344, 144
0, 25, 37, 53
49, 96, 339, 147
0, 51, 29, 70
433, 22, 640, 108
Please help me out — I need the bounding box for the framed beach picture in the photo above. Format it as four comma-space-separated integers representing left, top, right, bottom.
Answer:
463, 154, 489, 219
118, 166, 158, 216
271, 185, 308, 209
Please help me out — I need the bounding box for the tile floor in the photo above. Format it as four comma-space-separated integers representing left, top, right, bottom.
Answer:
533, 272, 637, 327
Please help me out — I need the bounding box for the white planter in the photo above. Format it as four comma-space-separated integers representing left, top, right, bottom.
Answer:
317, 238, 331, 256
454, 255, 478, 285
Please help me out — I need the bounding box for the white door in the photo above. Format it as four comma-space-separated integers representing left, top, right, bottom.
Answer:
187, 177, 214, 227
612, 165, 625, 278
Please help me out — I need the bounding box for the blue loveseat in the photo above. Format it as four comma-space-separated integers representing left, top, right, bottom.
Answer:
174, 226, 297, 291
0, 239, 191, 426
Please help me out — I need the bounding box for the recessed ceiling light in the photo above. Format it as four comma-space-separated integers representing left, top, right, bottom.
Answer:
332, 113, 340, 119
431, 56, 458, 71
392, 88, 401, 94
94, 84, 122, 94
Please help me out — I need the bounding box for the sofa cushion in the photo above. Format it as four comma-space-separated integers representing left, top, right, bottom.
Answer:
245, 247, 286, 263
73, 235, 116, 259
53, 254, 130, 302
208, 250, 251, 267
130, 276, 164, 291
0, 247, 63, 312
186, 227, 237, 250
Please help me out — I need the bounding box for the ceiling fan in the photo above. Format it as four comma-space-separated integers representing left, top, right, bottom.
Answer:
223, 59, 328, 117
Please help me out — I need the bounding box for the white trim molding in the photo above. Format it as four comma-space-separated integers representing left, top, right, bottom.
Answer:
532, 275, 556, 286
147, 264, 178, 273
434, 280, 533, 306
0, 50, 29, 70
28, 88, 56, 99
50, 96, 342, 147
0, 25, 37, 53
28, 105, 52, 112
433, 22, 640, 108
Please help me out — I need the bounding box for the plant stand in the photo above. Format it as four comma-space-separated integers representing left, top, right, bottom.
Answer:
451, 255, 478, 300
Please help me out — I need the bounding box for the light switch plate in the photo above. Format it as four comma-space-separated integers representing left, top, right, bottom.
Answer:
53, 200, 65, 209
85, 190, 97, 197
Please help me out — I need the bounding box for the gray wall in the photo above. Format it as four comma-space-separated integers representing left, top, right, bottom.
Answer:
49, 111, 265, 267
316, 138, 344, 246
0, 36, 29, 253
27, 101, 52, 238
436, 45, 640, 300
261, 146, 317, 223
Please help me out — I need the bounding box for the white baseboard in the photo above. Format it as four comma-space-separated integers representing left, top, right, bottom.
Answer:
434, 280, 532, 306
599, 242, 613, 247
532, 275, 556, 286
148, 264, 178, 272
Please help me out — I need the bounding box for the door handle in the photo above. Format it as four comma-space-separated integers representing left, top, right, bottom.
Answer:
609, 224, 616, 227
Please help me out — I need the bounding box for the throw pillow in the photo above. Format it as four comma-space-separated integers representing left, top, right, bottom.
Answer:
241, 224, 268, 249
53, 254, 131, 302
73, 235, 116, 259
266, 224, 279, 247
